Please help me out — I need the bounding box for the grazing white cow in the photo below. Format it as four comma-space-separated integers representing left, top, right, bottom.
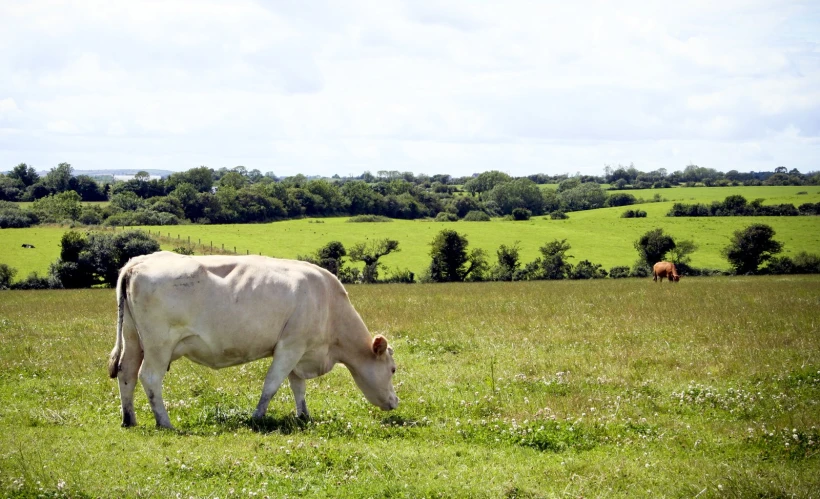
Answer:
108, 251, 398, 429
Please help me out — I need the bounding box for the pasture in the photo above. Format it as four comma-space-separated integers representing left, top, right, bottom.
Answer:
0, 277, 818, 497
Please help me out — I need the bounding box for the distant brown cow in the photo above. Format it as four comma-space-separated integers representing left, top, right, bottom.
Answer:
653, 261, 680, 282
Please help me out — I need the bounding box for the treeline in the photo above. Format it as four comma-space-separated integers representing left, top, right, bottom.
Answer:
0, 165, 652, 228
667, 195, 820, 217
602, 164, 820, 189
1, 162, 819, 229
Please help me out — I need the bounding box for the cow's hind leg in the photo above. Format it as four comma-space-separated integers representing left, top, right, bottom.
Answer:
139, 346, 174, 429
289, 372, 310, 419
117, 313, 142, 427
252, 346, 302, 420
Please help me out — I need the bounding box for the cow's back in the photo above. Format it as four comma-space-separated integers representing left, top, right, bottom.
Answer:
124, 252, 343, 368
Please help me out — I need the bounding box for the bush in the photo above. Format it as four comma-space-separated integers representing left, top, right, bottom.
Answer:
511, 208, 531, 221
635, 228, 676, 266
383, 268, 416, 284
0, 263, 16, 289
629, 261, 652, 278
0, 201, 38, 228
569, 260, 607, 279
11, 272, 61, 290
606, 192, 637, 207
621, 209, 647, 218
765, 252, 820, 274
173, 246, 195, 255
609, 266, 630, 279
49, 229, 160, 288
549, 211, 568, 220
347, 215, 392, 223
463, 210, 490, 221
434, 212, 459, 222
722, 223, 783, 275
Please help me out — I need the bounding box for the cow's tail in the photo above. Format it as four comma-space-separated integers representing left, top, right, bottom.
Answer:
108, 265, 131, 379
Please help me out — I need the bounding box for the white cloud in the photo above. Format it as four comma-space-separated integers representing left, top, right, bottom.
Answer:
0, 0, 818, 176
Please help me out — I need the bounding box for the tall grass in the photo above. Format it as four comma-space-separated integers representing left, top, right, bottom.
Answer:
1, 277, 818, 497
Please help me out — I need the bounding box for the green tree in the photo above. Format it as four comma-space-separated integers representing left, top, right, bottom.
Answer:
428, 230, 486, 282
486, 178, 544, 215
667, 239, 698, 266
166, 166, 214, 193
635, 228, 676, 266
722, 223, 783, 275
50, 230, 160, 288
492, 242, 521, 281
349, 239, 400, 283
8, 163, 40, 187
219, 171, 247, 190
464, 171, 511, 198
299, 241, 348, 278
31, 190, 82, 222
533, 239, 573, 280
43, 162, 74, 192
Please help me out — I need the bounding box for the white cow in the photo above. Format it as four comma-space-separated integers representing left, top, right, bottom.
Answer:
108, 251, 398, 429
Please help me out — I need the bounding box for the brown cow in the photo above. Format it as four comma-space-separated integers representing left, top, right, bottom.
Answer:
653, 261, 680, 282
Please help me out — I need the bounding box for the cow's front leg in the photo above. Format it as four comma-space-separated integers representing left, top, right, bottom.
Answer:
289, 372, 310, 419
252, 347, 301, 420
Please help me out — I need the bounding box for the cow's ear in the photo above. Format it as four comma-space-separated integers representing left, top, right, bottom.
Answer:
372, 335, 389, 356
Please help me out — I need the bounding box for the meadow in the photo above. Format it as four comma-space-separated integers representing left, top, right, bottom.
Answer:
0, 277, 818, 497
2, 185, 819, 281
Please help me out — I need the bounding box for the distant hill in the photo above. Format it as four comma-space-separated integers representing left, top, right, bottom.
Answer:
73, 169, 175, 178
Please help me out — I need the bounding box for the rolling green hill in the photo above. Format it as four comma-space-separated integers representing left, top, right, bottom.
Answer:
1, 186, 818, 281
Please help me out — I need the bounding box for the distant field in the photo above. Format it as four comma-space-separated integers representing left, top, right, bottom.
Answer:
1, 186, 819, 281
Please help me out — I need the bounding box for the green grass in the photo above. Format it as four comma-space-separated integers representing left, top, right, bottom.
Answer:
2, 186, 819, 281
1, 277, 818, 497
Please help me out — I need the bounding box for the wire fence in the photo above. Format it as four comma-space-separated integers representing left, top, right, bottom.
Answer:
143, 229, 262, 256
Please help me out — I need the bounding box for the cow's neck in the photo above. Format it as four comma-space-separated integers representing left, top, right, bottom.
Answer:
330, 305, 373, 371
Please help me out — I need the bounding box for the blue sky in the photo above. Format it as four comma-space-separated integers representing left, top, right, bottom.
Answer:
1, 0, 818, 177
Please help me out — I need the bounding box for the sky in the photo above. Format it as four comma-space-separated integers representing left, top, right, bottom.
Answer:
1, 1, 819, 178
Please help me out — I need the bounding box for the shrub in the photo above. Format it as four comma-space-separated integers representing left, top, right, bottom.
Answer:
434, 212, 459, 222
609, 266, 630, 279
347, 215, 392, 223
0, 263, 16, 289
549, 211, 568, 220
383, 268, 416, 284
621, 209, 647, 218
463, 210, 490, 221
569, 260, 607, 279
635, 228, 676, 266
629, 261, 652, 278
0, 201, 38, 228
606, 192, 637, 207
49, 229, 160, 288
11, 272, 61, 290
511, 208, 531, 221
173, 246, 195, 255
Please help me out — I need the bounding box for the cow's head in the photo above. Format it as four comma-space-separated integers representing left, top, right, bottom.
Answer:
349, 335, 399, 411
673, 274, 681, 282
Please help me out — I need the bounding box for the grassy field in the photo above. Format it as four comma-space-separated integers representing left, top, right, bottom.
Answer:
0, 277, 818, 497
1, 186, 819, 281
